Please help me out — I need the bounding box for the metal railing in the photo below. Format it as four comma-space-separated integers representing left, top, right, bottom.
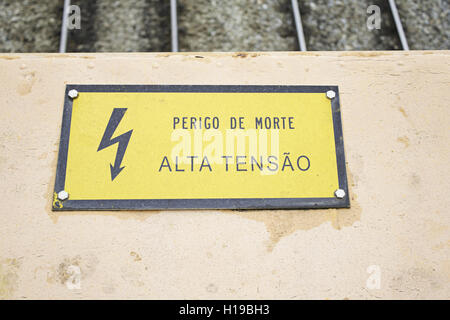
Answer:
59, 0, 71, 53
59, 0, 410, 53
388, 0, 409, 50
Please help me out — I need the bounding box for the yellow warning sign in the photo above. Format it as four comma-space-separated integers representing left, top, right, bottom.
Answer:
54, 85, 349, 210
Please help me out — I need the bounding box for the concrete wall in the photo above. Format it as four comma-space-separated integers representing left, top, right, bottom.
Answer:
0, 51, 449, 299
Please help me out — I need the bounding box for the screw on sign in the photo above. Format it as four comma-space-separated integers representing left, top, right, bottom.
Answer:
326, 90, 336, 99
58, 190, 69, 201
68, 89, 78, 99
334, 189, 346, 199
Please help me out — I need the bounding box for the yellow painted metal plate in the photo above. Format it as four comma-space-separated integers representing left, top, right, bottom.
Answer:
53, 85, 349, 210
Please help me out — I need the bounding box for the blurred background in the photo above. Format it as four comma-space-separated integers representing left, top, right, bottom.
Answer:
0, 0, 448, 53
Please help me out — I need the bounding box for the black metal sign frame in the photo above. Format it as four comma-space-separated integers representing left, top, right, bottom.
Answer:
53, 85, 350, 211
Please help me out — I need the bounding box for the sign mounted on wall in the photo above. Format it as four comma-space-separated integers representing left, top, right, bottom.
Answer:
53, 85, 349, 210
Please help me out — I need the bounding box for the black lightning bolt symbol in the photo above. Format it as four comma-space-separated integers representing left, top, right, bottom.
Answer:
97, 108, 133, 181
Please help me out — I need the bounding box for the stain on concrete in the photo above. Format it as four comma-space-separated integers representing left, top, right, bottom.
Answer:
286, 52, 320, 57
230, 170, 361, 251
0, 258, 21, 299
46, 255, 98, 288
130, 251, 142, 262
398, 107, 408, 118
397, 136, 410, 148
17, 71, 36, 96
389, 266, 444, 297
338, 52, 391, 58
233, 52, 248, 58
0, 55, 20, 60
409, 173, 421, 188
56, 256, 81, 285
156, 53, 170, 58
206, 283, 218, 293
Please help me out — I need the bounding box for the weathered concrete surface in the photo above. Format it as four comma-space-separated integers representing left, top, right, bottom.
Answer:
0, 51, 449, 299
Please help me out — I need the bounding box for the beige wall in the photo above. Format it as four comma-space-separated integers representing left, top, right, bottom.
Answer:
0, 51, 448, 299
